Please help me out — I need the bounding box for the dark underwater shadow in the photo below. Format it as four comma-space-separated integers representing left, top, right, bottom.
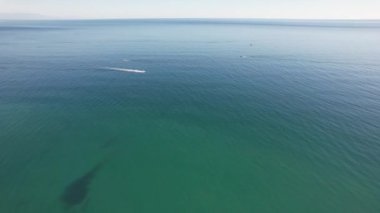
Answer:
60, 161, 104, 209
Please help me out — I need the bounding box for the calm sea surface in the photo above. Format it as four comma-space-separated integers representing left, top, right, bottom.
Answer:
0, 19, 379, 212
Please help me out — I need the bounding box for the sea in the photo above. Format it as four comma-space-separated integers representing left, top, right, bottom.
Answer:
0, 19, 379, 212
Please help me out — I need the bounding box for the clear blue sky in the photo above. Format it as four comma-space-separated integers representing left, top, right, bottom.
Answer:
0, 0, 379, 19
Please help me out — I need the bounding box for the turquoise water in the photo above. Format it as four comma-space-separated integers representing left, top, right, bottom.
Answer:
0, 19, 380, 212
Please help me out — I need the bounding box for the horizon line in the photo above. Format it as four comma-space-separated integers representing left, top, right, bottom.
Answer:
1, 17, 380, 21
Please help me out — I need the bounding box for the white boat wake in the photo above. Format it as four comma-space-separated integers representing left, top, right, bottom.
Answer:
103, 67, 146, 73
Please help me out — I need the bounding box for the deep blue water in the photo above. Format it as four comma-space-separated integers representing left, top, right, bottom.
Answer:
0, 19, 380, 212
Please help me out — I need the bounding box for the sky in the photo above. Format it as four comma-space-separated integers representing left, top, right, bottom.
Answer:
0, 0, 379, 19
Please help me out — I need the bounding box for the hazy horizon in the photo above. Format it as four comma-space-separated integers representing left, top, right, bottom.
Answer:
0, 13, 380, 21
0, 0, 379, 20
